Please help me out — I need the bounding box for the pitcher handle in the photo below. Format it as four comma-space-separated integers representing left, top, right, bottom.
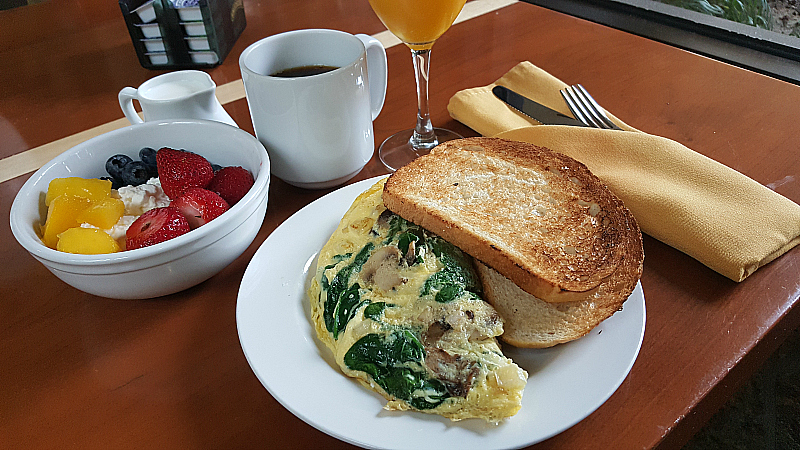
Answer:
118, 87, 144, 124
355, 34, 387, 121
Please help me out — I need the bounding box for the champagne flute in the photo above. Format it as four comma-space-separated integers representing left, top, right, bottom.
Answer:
368, 0, 467, 171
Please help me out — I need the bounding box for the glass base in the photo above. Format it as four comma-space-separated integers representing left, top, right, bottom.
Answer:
378, 128, 463, 172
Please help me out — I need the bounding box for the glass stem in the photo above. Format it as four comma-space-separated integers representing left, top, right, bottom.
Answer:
409, 48, 438, 151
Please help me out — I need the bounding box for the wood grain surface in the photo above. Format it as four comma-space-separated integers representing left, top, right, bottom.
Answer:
1, 1, 798, 449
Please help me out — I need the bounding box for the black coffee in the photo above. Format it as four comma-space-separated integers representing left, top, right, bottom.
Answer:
271, 65, 339, 78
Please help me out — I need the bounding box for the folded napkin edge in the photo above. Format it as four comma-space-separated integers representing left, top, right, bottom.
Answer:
448, 61, 800, 283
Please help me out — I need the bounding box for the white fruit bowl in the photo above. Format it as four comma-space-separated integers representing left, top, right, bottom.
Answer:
10, 119, 271, 299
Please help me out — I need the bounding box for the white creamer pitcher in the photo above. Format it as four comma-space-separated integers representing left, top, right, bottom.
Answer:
118, 70, 237, 127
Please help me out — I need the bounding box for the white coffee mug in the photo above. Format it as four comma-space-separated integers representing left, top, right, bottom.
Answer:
239, 29, 387, 189
118, 70, 237, 127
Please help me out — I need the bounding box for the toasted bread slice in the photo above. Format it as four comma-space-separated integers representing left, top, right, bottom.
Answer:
383, 137, 641, 303
475, 195, 642, 347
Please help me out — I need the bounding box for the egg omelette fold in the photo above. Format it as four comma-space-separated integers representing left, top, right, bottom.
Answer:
308, 178, 527, 422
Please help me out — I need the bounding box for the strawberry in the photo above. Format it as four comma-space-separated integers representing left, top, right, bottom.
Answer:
126, 207, 191, 250
207, 166, 255, 206
156, 147, 214, 199
172, 187, 229, 229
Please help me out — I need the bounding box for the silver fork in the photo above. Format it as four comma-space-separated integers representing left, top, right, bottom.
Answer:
560, 84, 622, 130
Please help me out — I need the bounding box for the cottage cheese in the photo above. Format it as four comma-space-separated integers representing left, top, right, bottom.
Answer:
81, 215, 137, 241
80, 178, 171, 241
115, 178, 170, 216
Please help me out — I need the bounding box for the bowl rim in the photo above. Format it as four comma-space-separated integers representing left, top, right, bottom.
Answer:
10, 119, 270, 268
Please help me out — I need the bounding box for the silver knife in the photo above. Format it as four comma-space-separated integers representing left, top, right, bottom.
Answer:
492, 85, 585, 127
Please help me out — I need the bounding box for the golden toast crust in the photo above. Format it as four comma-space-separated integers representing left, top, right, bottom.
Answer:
383, 137, 641, 303
476, 199, 643, 347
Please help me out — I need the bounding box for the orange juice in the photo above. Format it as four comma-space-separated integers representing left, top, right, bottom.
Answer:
368, 0, 467, 50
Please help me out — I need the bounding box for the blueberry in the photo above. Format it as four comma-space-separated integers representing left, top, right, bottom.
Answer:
121, 161, 151, 186
106, 154, 133, 179
139, 147, 157, 172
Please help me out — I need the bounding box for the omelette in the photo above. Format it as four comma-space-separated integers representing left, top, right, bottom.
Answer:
308, 179, 527, 422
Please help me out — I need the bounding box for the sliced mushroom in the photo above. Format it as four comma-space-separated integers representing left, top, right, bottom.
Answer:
401, 239, 416, 265
359, 246, 406, 291
424, 348, 480, 398
421, 320, 452, 346
468, 309, 502, 342
376, 209, 394, 227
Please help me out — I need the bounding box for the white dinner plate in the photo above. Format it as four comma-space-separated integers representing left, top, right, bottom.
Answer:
237, 176, 646, 450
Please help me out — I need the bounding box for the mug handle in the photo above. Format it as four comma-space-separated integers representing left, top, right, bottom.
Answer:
118, 87, 144, 124
355, 34, 387, 121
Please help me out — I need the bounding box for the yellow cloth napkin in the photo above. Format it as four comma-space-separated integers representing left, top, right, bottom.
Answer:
447, 61, 800, 282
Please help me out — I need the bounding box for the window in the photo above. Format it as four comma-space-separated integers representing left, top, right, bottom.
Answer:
524, 0, 800, 83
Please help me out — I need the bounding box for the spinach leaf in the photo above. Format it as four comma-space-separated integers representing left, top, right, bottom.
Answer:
334, 252, 353, 262
434, 283, 464, 303
363, 302, 387, 321
381, 214, 422, 244
430, 238, 481, 291
397, 227, 425, 265
421, 237, 481, 302
319, 263, 336, 291
344, 331, 450, 410
332, 283, 367, 339
382, 214, 405, 245
323, 243, 374, 337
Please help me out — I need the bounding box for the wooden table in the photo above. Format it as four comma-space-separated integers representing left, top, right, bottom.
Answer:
1, 0, 798, 448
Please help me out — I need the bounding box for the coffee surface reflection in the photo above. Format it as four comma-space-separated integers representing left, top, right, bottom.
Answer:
271, 65, 339, 77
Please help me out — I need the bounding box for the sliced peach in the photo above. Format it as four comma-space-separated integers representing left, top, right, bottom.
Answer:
56, 227, 120, 254
76, 197, 125, 229
41, 195, 92, 248
45, 177, 112, 206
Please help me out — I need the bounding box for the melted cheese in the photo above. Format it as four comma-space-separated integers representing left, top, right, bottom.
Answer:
308, 179, 527, 422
